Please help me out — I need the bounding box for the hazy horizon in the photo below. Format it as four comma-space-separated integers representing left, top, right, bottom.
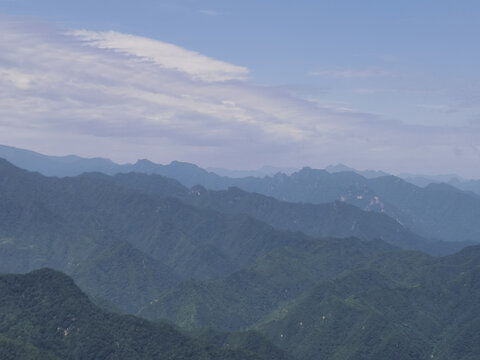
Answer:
2, 142, 479, 181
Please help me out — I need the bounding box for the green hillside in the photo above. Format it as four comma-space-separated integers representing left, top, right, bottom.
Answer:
138, 238, 396, 330
1, 155, 480, 359
0, 268, 290, 360
71, 240, 182, 313
3, 144, 480, 244
100, 171, 466, 255
0, 159, 301, 312
181, 185, 466, 255
256, 246, 480, 360
0, 334, 61, 360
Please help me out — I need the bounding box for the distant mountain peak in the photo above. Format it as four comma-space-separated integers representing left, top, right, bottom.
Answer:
424, 182, 463, 193
169, 160, 202, 169
325, 163, 355, 172
326, 163, 390, 179
296, 166, 326, 176
135, 158, 156, 165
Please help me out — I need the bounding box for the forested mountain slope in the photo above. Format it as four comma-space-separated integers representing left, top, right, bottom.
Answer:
256, 245, 480, 360
0, 159, 302, 312
3, 144, 480, 243
97, 171, 467, 255
0, 269, 291, 360
138, 238, 396, 330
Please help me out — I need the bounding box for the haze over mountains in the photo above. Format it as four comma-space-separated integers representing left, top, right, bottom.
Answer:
1, 1, 478, 357
2, 143, 480, 195
2, 144, 480, 244
1, 144, 480, 359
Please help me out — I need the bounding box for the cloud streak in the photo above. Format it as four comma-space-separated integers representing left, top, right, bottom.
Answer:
71, 30, 247, 82
199, 10, 218, 16
310, 69, 392, 78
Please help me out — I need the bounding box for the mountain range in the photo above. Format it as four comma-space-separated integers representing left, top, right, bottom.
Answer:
0, 158, 428, 313
256, 245, 480, 360
2, 144, 480, 244
4, 143, 480, 195
1, 144, 480, 359
0, 158, 310, 312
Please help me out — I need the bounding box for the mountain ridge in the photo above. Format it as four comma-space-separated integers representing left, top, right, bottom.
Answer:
0, 268, 292, 360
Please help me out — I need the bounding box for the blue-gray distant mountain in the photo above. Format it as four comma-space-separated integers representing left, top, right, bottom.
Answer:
95, 171, 467, 255
2, 155, 469, 319
331, 167, 480, 197
175, 167, 480, 244
205, 168, 480, 244
447, 177, 480, 196
1, 150, 480, 359
325, 163, 390, 178
401, 172, 480, 196
207, 165, 298, 178
0, 158, 305, 313
399, 172, 460, 187
2, 144, 480, 243
0, 144, 121, 176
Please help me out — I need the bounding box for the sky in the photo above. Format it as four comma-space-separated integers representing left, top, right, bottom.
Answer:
0, 0, 480, 177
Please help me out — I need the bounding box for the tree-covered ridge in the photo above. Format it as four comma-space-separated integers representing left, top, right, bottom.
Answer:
0, 158, 299, 278
138, 237, 397, 330
255, 245, 480, 360
85, 164, 480, 246
0, 268, 291, 360
1, 155, 480, 359
2, 156, 451, 316
0, 158, 302, 312
180, 185, 468, 255
94, 171, 469, 255
3, 143, 480, 243
71, 240, 182, 313
102, 162, 480, 244
0, 334, 61, 360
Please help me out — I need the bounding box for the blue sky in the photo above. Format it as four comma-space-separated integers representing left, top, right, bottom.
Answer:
0, 0, 479, 176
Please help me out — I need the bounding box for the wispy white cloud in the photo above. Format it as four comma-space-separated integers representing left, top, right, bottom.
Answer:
350, 88, 398, 94
0, 19, 325, 161
199, 9, 218, 16
0, 18, 479, 176
71, 30, 247, 82
310, 69, 392, 78
416, 104, 458, 114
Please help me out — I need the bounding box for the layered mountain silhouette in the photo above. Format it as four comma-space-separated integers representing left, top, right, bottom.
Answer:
1, 145, 480, 359
92, 171, 473, 255
0, 156, 476, 313
2, 144, 480, 243
2, 233, 479, 359
0, 158, 310, 312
